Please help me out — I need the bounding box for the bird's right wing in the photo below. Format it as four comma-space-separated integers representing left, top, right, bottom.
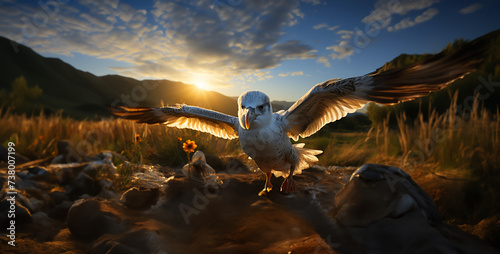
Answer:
282, 35, 485, 141
110, 105, 240, 139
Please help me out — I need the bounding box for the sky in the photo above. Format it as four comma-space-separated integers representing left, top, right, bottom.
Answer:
1, 0, 500, 101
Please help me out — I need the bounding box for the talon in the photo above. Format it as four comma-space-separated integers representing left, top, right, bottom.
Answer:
259, 171, 273, 196
280, 177, 296, 194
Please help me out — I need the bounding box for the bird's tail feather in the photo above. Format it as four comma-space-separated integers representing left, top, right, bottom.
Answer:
292, 143, 322, 175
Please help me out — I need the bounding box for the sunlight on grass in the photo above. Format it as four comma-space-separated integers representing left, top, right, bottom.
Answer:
0, 108, 241, 167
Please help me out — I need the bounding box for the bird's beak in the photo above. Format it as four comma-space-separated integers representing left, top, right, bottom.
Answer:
242, 107, 257, 130
245, 113, 250, 130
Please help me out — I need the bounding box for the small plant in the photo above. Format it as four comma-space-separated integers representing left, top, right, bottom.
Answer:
182, 139, 197, 162
116, 162, 135, 189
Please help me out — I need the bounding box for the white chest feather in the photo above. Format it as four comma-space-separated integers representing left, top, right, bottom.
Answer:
239, 116, 295, 172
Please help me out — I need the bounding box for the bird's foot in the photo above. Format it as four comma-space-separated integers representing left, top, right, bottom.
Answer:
258, 186, 273, 196
280, 177, 296, 194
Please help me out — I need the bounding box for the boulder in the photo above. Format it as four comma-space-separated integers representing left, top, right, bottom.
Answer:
57, 140, 85, 163
120, 187, 160, 210
91, 228, 162, 254
0, 197, 32, 226
182, 151, 221, 188
225, 157, 250, 174
330, 164, 493, 253
48, 200, 73, 220
69, 173, 101, 198
67, 198, 127, 239
49, 163, 88, 185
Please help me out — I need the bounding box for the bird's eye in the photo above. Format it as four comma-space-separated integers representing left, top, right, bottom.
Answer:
241, 105, 246, 109
257, 105, 264, 111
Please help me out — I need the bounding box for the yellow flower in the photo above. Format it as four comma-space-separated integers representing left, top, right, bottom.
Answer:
135, 134, 142, 143
183, 140, 197, 153
177, 137, 183, 142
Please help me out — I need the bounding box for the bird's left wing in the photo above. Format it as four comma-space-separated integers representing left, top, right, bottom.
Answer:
281, 76, 372, 141
282, 36, 484, 141
110, 105, 239, 139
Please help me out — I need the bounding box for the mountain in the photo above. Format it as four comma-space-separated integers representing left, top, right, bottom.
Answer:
0, 37, 238, 118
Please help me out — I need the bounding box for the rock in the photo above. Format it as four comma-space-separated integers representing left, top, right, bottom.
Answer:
92, 240, 140, 254
120, 187, 160, 210
0, 175, 5, 190
69, 173, 101, 198
57, 140, 85, 163
48, 200, 73, 220
329, 164, 493, 254
0, 197, 32, 226
332, 163, 441, 227
0, 144, 8, 162
182, 151, 221, 188
25, 166, 51, 181
15, 192, 37, 214
92, 229, 162, 254
67, 198, 127, 239
48, 190, 70, 205
205, 154, 226, 171
463, 217, 500, 249
224, 157, 250, 174
99, 178, 119, 199
0, 144, 31, 164
50, 154, 64, 164
49, 163, 88, 185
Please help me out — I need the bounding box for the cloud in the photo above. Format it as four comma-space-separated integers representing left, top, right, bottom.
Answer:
313, 23, 339, 31
278, 71, 304, 77
1, 0, 318, 89
337, 30, 354, 40
327, 41, 356, 60
300, 0, 324, 6
362, 0, 440, 23
362, 0, 440, 33
316, 56, 331, 67
313, 23, 328, 29
459, 3, 483, 14
387, 8, 439, 31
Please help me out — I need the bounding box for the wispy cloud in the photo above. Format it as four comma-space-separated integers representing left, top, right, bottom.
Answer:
300, 0, 325, 6
362, 0, 440, 33
362, 0, 440, 24
278, 71, 304, 77
387, 8, 439, 32
0, 0, 319, 89
459, 3, 483, 14
324, 30, 356, 60
313, 23, 339, 31
316, 56, 331, 67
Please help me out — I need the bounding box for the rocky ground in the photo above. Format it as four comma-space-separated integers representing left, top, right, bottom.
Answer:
0, 142, 498, 254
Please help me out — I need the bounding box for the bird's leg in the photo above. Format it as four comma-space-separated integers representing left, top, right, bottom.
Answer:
280, 165, 296, 194
258, 171, 273, 196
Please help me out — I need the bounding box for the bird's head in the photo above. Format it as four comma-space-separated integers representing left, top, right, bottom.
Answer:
237, 91, 273, 130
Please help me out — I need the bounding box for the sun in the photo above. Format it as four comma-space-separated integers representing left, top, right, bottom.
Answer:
195, 80, 208, 90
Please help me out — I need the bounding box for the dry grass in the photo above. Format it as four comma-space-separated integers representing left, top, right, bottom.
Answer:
0, 108, 241, 168
369, 93, 500, 177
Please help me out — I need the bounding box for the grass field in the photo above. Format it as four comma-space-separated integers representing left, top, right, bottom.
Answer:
1, 96, 499, 224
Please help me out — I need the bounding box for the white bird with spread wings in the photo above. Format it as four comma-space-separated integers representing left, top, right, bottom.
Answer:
111, 40, 482, 196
